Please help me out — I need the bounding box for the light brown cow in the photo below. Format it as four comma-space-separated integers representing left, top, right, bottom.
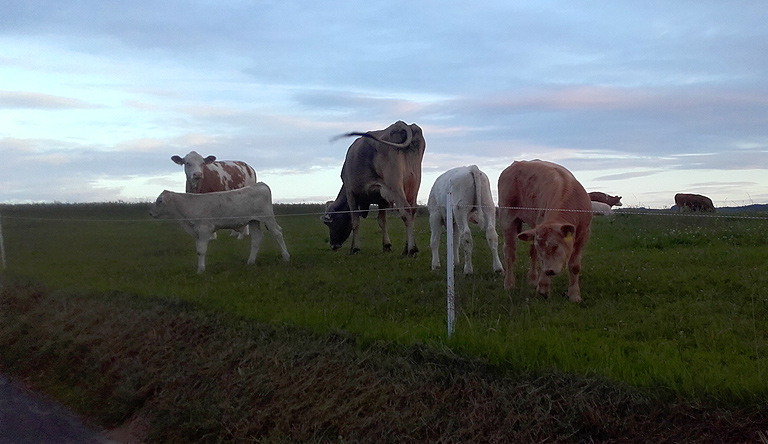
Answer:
498, 160, 592, 303
323, 121, 426, 256
674, 193, 716, 212
588, 191, 622, 207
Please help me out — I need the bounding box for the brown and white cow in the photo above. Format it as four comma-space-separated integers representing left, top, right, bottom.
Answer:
588, 191, 622, 207
674, 193, 716, 212
427, 165, 503, 274
498, 160, 592, 303
171, 151, 257, 193
149, 183, 290, 273
171, 151, 258, 238
322, 121, 426, 256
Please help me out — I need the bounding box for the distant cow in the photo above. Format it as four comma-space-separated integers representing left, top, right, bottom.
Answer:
591, 201, 614, 217
149, 183, 290, 273
323, 121, 426, 256
498, 160, 592, 303
589, 192, 622, 207
427, 165, 504, 275
172, 151, 258, 239
675, 193, 716, 212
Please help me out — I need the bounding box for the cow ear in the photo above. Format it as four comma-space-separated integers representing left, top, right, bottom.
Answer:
517, 229, 536, 242
204, 156, 216, 164
171, 155, 183, 165
561, 224, 576, 240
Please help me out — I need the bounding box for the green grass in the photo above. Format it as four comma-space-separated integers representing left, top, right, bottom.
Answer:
1, 202, 766, 401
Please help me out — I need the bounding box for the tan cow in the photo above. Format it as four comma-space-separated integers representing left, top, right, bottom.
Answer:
674, 193, 716, 212
498, 160, 592, 302
323, 121, 426, 256
149, 183, 290, 273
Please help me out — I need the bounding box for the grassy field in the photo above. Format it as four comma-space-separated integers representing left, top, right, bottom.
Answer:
1, 202, 766, 402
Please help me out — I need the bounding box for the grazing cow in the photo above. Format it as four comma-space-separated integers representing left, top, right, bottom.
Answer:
591, 201, 614, 217
172, 151, 258, 239
498, 160, 592, 303
675, 193, 716, 212
427, 165, 503, 274
589, 191, 623, 207
149, 183, 290, 273
323, 121, 426, 256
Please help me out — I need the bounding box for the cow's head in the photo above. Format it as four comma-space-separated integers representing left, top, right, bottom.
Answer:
608, 195, 623, 207
322, 200, 352, 250
518, 223, 576, 277
149, 190, 174, 219
171, 151, 216, 193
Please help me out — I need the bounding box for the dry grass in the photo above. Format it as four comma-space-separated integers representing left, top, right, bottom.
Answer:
2, 278, 766, 444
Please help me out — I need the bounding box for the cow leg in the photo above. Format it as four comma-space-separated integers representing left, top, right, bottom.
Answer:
429, 210, 443, 270
247, 221, 263, 265
566, 231, 588, 303
567, 260, 582, 303
230, 224, 249, 240
263, 217, 291, 262
377, 208, 392, 252
486, 227, 504, 274
500, 216, 520, 289
527, 243, 539, 286
195, 234, 212, 273
457, 216, 474, 275
349, 212, 361, 254
400, 209, 418, 257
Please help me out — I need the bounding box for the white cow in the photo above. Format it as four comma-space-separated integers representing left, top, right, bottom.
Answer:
591, 201, 614, 217
149, 183, 290, 273
428, 165, 504, 275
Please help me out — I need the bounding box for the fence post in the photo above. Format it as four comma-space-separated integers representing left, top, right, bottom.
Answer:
0, 210, 5, 270
446, 191, 455, 338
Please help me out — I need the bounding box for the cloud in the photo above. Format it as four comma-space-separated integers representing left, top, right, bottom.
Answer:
0, 91, 103, 109
593, 171, 658, 181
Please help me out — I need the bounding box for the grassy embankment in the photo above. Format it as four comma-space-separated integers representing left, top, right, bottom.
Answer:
0, 202, 767, 442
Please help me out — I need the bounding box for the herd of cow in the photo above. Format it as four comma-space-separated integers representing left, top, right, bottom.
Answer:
150, 120, 716, 302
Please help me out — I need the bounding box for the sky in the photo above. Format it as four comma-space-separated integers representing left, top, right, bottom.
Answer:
1, 1, 767, 208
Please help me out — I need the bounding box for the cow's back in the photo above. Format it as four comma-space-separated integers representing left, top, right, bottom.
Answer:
341, 122, 426, 206
499, 160, 591, 226
198, 161, 257, 193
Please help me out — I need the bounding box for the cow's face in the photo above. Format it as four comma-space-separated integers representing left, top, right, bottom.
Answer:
518, 223, 575, 277
322, 201, 352, 250
172, 151, 216, 192
149, 191, 173, 219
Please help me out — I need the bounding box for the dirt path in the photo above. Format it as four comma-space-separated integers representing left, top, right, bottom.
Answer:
0, 374, 140, 444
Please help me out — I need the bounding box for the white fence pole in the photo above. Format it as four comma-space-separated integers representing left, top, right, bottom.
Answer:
0, 210, 5, 270
446, 191, 455, 338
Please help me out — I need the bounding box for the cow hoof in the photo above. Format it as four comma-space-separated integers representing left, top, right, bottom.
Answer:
403, 246, 419, 257
383, 244, 392, 252
350, 248, 361, 255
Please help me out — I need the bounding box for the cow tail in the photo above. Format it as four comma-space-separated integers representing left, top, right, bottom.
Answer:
470, 165, 486, 227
